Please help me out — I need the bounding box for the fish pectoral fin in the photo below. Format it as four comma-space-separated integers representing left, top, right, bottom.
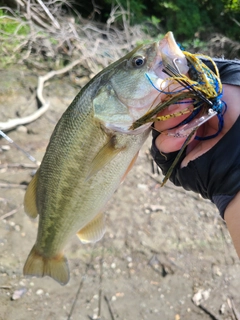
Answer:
23, 245, 69, 286
24, 170, 39, 218
86, 135, 125, 180
77, 212, 106, 244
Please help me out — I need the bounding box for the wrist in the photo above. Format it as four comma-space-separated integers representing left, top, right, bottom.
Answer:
224, 191, 240, 258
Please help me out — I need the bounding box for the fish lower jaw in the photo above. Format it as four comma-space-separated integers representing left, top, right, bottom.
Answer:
104, 121, 152, 134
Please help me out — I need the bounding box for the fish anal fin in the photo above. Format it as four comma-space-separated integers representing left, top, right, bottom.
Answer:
87, 135, 125, 180
77, 212, 105, 244
24, 170, 39, 218
23, 245, 69, 286
121, 152, 139, 183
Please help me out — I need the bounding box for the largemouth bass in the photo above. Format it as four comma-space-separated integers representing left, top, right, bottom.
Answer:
23, 32, 187, 285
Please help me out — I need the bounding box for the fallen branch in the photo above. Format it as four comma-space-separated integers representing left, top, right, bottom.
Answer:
67, 248, 95, 320
36, 58, 83, 105
0, 163, 38, 169
0, 183, 26, 189
97, 245, 105, 319
0, 285, 11, 290
197, 304, 222, 320
230, 16, 240, 28
104, 295, 116, 320
227, 297, 240, 320
0, 58, 83, 132
0, 209, 17, 220
0, 103, 49, 131
36, 0, 60, 29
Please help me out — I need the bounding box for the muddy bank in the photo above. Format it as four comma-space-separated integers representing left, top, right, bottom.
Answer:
0, 67, 239, 320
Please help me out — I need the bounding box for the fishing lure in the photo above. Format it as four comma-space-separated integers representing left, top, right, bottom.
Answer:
131, 51, 226, 185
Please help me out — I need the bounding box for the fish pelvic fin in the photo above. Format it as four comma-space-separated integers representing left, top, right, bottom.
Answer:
121, 152, 139, 183
24, 170, 39, 218
77, 212, 106, 244
86, 135, 125, 180
23, 245, 69, 286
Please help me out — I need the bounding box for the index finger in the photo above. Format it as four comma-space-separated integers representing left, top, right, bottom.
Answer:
153, 99, 194, 132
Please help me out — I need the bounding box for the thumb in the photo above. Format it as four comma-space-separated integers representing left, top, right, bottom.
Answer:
154, 128, 196, 153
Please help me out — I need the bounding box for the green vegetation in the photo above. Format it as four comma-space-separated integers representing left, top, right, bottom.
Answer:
0, 0, 239, 68
0, 9, 30, 64
67, 0, 239, 40
99, 0, 240, 40
0, 9, 29, 35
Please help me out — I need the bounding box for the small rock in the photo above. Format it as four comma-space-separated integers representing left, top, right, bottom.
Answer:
1, 145, 10, 151
14, 225, 20, 232
220, 303, 225, 314
11, 287, 27, 300
16, 125, 27, 133
116, 292, 124, 297
149, 204, 166, 212
75, 76, 90, 87
36, 289, 44, 295
212, 265, 222, 276
137, 183, 148, 190
192, 289, 210, 306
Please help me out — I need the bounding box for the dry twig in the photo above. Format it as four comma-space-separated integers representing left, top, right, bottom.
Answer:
0, 58, 83, 132
0, 183, 26, 189
0, 163, 38, 169
0, 2, 149, 139
0, 209, 17, 220
0, 104, 49, 131
104, 295, 116, 320
197, 304, 222, 320
227, 297, 240, 320
67, 249, 95, 320
97, 245, 105, 319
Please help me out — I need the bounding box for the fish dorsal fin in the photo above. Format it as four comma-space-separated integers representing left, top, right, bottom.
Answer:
86, 135, 125, 180
77, 212, 105, 244
24, 170, 39, 218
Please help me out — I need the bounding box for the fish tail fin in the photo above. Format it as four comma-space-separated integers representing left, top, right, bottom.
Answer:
23, 245, 69, 286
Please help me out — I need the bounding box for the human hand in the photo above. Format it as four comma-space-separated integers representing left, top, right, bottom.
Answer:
151, 58, 240, 219
151, 57, 240, 258
154, 84, 240, 168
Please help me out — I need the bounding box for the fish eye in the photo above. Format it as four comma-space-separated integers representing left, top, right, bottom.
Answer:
132, 56, 146, 68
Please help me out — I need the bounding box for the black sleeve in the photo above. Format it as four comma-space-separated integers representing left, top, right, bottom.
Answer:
202, 58, 240, 86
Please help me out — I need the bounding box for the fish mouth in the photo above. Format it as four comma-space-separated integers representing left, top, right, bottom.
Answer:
144, 31, 190, 102
127, 32, 190, 133
160, 32, 182, 57
107, 32, 189, 135
156, 31, 189, 76
144, 32, 183, 90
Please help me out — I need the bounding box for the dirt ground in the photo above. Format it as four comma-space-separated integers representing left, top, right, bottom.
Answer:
0, 67, 240, 320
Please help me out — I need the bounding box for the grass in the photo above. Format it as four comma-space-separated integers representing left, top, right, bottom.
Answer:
0, 9, 30, 66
